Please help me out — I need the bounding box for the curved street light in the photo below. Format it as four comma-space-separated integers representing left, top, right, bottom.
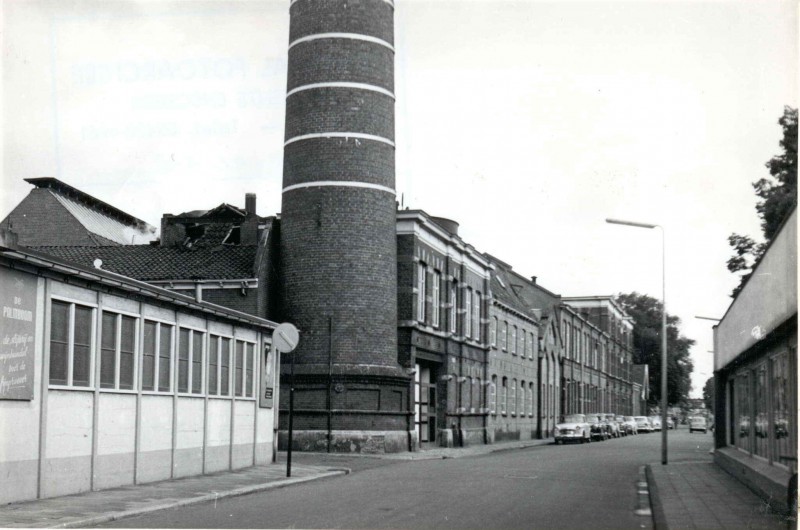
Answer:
606, 218, 668, 465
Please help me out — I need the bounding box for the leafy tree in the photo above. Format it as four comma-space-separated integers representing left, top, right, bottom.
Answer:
727, 106, 797, 296
615, 292, 695, 407
702, 376, 714, 413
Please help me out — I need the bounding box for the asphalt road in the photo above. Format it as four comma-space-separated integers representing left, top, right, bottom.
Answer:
103, 428, 715, 529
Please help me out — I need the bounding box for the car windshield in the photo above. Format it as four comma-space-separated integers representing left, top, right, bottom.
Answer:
584, 415, 600, 424
624, 417, 635, 422
562, 414, 585, 423
635, 417, 648, 423
615, 416, 624, 422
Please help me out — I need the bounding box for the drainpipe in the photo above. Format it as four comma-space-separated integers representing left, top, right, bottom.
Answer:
327, 316, 333, 453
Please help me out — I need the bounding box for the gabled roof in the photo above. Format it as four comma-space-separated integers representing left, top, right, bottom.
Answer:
31, 245, 258, 281
24, 178, 156, 241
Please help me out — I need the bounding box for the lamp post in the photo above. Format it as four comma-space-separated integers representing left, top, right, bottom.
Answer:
606, 217, 668, 465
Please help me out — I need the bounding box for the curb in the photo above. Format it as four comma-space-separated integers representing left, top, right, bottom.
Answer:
53, 469, 349, 529
645, 464, 668, 530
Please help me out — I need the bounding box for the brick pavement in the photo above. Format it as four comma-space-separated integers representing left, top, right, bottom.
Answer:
647, 460, 791, 530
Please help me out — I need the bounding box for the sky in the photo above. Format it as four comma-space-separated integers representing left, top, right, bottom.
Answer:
2, 0, 797, 398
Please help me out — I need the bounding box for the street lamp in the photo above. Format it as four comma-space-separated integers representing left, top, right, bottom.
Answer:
606, 217, 668, 465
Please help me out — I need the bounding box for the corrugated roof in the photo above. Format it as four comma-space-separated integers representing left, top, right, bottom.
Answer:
51, 192, 156, 245
31, 245, 257, 281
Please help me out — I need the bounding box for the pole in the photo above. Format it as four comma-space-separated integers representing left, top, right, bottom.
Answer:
287, 349, 294, 477
660, 226, 668, 465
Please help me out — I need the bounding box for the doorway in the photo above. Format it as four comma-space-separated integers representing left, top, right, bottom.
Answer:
415, 363, 437, 446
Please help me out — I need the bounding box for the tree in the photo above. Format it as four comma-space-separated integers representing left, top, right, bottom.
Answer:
702, 377, 714, 413
727, 106, 797, 296
615, 292, 695, 407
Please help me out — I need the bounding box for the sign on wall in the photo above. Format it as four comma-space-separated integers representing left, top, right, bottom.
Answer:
0, 268, 37, 400
259, 342, 274, 409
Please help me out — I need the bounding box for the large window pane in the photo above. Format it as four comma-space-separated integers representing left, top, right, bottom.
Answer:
119, 316, 135, 390
737, 373, 751, 452
178, 329, 190, 393
220, 338, 230, 396
72, 306, 93, 387
158, 324, 172, 392
142, 321, 156, 391
49, 301, 69, 385
100, 312, 117, 389
245, 343, 254, 398
754, 363, 768, 458
235, 341, 244, 397
208, 338, 218, 395
191, 331, 203, 394
772, 353, 795, 465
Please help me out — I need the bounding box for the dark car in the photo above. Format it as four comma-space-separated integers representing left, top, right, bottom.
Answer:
585, 413, 612, 441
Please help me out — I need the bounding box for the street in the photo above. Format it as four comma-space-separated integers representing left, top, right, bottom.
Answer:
101, 429, 715, 529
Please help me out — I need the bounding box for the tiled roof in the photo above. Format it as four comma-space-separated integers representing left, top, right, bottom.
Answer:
31, 245, 258, 281
490, 266, 539, 322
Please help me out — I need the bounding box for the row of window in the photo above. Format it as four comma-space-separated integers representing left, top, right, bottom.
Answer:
49, 299, 258, 399
488, 376, 535, 417
731, 350, 795, 468
417, 264, 482, 341
489, 317, 535, 358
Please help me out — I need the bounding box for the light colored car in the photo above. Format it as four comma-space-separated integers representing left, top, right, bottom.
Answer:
689, 416, 708, 433
603, 414, 621, 437
649, 416, 662, 431
623, 416, 639, 435
634, 416, 652, 433
615, 415, 633, 436
554, 414, 591, 444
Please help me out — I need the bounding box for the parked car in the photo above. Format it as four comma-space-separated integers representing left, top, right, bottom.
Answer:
634, 416, 652, 433
665, 418, 675, 430
603, 414, 622, 437
554, 414, 591, 444
689, 416, 708, 434
615, 415, 633, 436
585, 413, 611, 441
649, 416, 662, 431
622, 416, 639, 435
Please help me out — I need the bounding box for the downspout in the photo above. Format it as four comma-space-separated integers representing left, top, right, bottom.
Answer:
327, 316, 333, 453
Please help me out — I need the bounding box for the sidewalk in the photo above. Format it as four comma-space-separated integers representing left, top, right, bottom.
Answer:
0, 439, 551, 528
0, 464, 347, 528
646, 459, 791, 530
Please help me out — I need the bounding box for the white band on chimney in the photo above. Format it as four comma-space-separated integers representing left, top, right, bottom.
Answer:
284, 132, 395, 148
290, 0, 394, 7
288, 32, 394, 53
287, 82, 395, 100
283, 181, 396, 195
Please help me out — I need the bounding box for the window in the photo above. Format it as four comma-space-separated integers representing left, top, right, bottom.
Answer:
49, 300, 94, 388
208, 335, 232, 397
735, 372, 751, 452
529, 382, 534, 416
489, 375, 497, 414
472, 290, 481, 341
464, 287, 472, 338
754, 363, 768, 458
235, 340, 256, 398
101, 311, 137, 390
449, 282, 457, 334
528, 332, 535, 358
519, 329, 525, 357
178, 328, 205, 394
490, 316, 497, 347
520, 380, 525, 417
510, 379, 517, 415
501, 321, 508, 351
501, 377, 508, 414
511, 326, 517, 354
417, 263, 427, 323
142, 320, 173, 392
431, 271, 440, 328
772, 352, 794, 465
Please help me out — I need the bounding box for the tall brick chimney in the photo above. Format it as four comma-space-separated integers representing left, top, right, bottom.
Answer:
279, 0, 409, 453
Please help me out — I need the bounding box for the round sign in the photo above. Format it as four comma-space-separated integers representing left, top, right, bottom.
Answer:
273, 322, 299, 353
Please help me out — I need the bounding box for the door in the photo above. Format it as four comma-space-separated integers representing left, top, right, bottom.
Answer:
415, 364, 436, 444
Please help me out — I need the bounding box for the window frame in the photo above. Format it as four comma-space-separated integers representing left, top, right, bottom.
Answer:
141, 318, 175, 394
449, 282, 457, 334
48, 297, 98, 390
464, 287, 472, 338
234, 339, 257, 399
417, 263, 427, 324
431, 270, 441, 329
177, 326, 206, 396
208, 333, 234, 398
100, 309, 140, 392
490, 316, 497, 347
